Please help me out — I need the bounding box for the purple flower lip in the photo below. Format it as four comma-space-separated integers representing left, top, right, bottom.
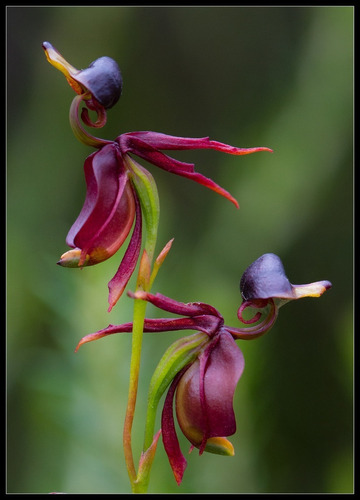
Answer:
240, 253, 332, 301
42, 41, 122, 108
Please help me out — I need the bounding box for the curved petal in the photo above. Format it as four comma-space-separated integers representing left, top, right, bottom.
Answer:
161, 370, 188, 486
107, 192, 142, 311
175, 330, 244, 453
118, 134, 240, 208
225, 298, 278, 340
66, 143, 136, 266
75, 318, 210, 352
130, 291, 223, 319
120, 131, 272, 155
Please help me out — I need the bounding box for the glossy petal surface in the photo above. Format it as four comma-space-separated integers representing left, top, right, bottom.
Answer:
175, 330, 244, 451
66, 143, 135, 266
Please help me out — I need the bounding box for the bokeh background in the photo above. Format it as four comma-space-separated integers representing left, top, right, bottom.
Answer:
7, 6, 353, 494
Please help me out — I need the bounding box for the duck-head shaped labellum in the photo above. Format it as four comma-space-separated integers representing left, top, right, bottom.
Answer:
240, 253, 332, 303
42, 41, 122, 109
240, 253, 294, 300
74, 56, 122, 109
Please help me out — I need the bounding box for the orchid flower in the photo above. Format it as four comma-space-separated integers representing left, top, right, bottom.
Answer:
74, 253, 331, 485
43, 42, 272, 311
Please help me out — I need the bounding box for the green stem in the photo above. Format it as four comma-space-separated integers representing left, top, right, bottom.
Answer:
122, 155, 161, 493
123, 296, 148, 491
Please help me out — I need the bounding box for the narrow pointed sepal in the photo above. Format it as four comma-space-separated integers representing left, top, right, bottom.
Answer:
135, 430, 162, 492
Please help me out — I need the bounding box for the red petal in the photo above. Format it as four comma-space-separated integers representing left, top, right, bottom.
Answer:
107, 193, 142, 311
121, 131, 272, 155
131, 291, 223, 319
202, 331, 244, 438
175, 331, 244, 453
66, 143, 135, 265
161, 371, 188, 485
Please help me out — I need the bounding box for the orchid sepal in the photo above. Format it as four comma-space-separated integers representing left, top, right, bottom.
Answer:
126, 155, 160, 262
119, 132, 273, 209
143, 332, 209, 451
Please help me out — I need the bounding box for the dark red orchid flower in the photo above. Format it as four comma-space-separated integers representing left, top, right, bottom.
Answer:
74, 254, 331, 484
43, 41, 273, 311
57, 134, 272, 311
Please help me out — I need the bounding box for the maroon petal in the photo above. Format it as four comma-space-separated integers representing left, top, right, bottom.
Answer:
124, 136, 241, 205
175, 330, 244, 453
107, 192, 142, 311
120, 131, 272, 155
75, 317, 215, 352
67, 143, 135, 266
161, 370, 188, 486
130, 291, 223, 319
202, 331, 244, 438
118, 133, 268, 208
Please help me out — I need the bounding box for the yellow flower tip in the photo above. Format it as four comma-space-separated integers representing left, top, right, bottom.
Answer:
42, 41, 83, 95
204, 437, 235, 456
292, 280, 332, 299
57, 248, 90, 268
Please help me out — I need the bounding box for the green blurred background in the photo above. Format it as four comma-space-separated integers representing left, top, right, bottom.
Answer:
6, 6, 353, 494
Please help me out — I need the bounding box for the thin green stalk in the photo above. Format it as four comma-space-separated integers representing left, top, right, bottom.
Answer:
123, 296, 148, 491
122, 154, 160, 493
